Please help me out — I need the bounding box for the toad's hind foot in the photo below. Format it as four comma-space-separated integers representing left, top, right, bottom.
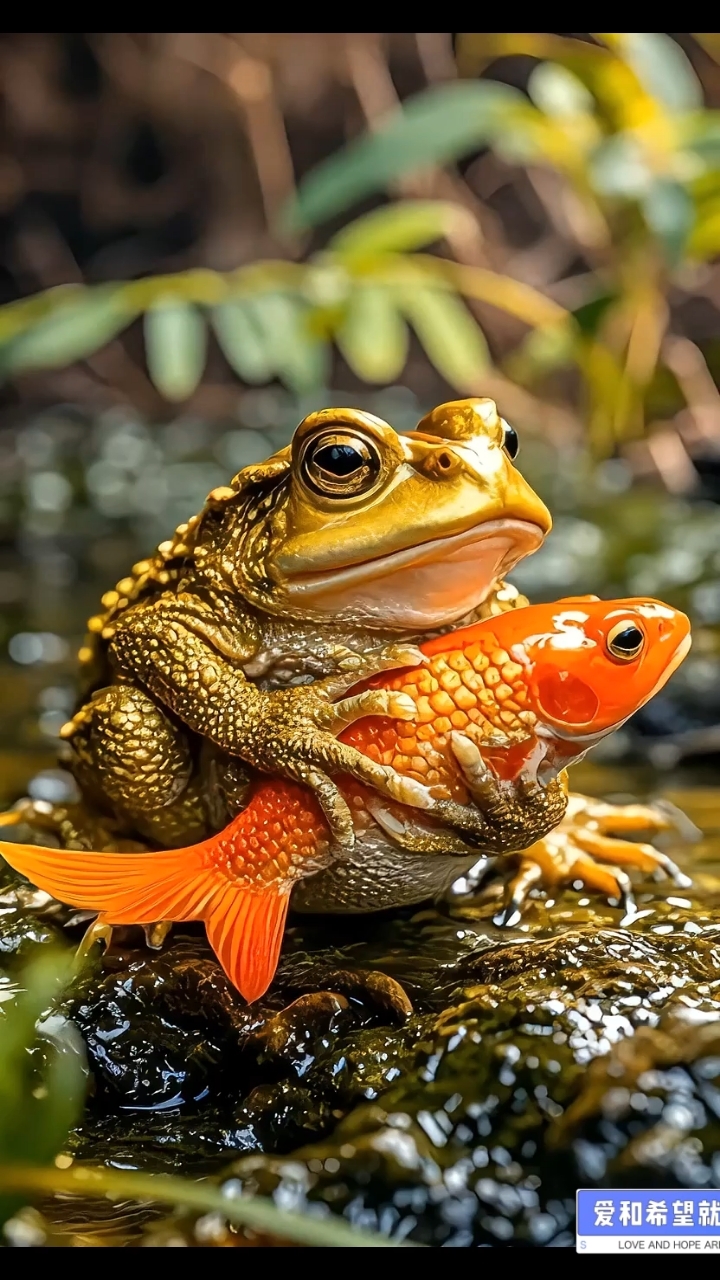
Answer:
498, 793, 693, 923
282, 968, 414, 1024
0, 797, 144, 853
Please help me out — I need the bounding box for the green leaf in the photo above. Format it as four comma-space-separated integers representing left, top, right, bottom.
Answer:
336, 285, 408, 382
0, 1164, 418, 1248
684, 110, 720, 164
399, 285, 491, 389
251, 293, 328, 392
508, 324, 576, 383
572, 291, 618, 336
284, 80, 523, 231
527, 63, 595, 118
0, 286, 136, 377
643, 178, 695, 264
590, 135, 652, 198
144, 298, 207, 401
621, 33, 702, 114
0, 950, 85, 1228
688, 199, 720, 259
329, 200, 475, 257
212, 300, 274, 384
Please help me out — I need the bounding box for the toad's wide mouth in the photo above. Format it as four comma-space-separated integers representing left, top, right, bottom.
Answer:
283, 518, 545, 629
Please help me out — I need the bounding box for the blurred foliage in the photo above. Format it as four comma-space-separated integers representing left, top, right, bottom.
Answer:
0, 1163, 411, 1247
287, 32, 720, 453
2, 33, 720, 471
0, 200, 563, 403
0, 32, 719, 468
0, 950, 85, 1229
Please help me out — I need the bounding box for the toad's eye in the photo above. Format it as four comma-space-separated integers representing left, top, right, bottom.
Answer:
606, 621, 645, 662
300, 432, 381, 498
501, 420, 519, 459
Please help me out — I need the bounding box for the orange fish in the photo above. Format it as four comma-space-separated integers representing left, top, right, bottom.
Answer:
0, 597, 690, 1002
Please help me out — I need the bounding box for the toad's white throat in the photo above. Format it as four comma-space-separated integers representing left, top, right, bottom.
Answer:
283, 518, 544, 629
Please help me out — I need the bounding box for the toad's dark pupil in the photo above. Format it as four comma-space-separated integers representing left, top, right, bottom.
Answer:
503, 424, 519, 459
314, 444, 364, 476
612, 626, 643, 651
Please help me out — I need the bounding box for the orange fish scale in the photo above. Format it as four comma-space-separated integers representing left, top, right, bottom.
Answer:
342, 638, 529, 793
213, 780, 328, 887
206, 632, 534, 853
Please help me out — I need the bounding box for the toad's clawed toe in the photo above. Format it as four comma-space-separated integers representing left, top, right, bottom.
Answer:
496, 793, 693, 921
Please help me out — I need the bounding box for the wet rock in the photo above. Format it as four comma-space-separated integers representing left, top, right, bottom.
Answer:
200, 922, 720, 1247
551, 1016, 720, 1188
9, 787, 720, 1247
65, 932, 426, 1170
67, 940, 261, 1113
0, 878, 66, 964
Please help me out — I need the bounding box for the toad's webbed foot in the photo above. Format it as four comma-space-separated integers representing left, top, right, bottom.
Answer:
144, 920, 174, 950
499, 793, 693, 924
74, 915, 115, 971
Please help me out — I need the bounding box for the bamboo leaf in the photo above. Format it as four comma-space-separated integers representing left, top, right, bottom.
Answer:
685, 111, 720, 163
336, 285, 408, 383
329, 200, 476, 257
251, 293, 328, 392
212, 299, 273, 384
618, 32, 702, 114
527, 62, 595, 118
0, 286, 136, 376
284, 81, 523, 231
0, 1164, 418, 1248
688, 198, 720, 259
399, 285, 491, 389
643, 178, 695, 264
371, 254, 568, 329
507, 324, 577, 383
144, 299, 207, 401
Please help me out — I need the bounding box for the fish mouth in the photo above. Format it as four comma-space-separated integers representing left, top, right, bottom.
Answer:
283, 518, 545, 629
541, 631, 694, 745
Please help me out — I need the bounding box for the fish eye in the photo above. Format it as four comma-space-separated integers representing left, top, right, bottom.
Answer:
501, 420, 519, 459
606, 621, 645, 662
300, 431, 382, 499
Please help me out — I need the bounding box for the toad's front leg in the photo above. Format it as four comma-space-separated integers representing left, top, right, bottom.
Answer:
366, 731, 569, 858
110, 601, 444, 850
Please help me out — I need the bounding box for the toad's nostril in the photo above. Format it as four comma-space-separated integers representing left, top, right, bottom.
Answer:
422, 447, 461, 479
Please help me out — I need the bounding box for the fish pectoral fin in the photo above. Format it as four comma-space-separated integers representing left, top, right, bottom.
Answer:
204, 885, 291, 1005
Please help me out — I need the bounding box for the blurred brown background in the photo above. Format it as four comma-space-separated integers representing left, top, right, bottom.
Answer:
2, 33, 720, 805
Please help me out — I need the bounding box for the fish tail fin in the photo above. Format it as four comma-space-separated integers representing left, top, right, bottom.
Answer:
0, 839, 210, 923
0, 839, 292, 1004
204, 885, 291, 1004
